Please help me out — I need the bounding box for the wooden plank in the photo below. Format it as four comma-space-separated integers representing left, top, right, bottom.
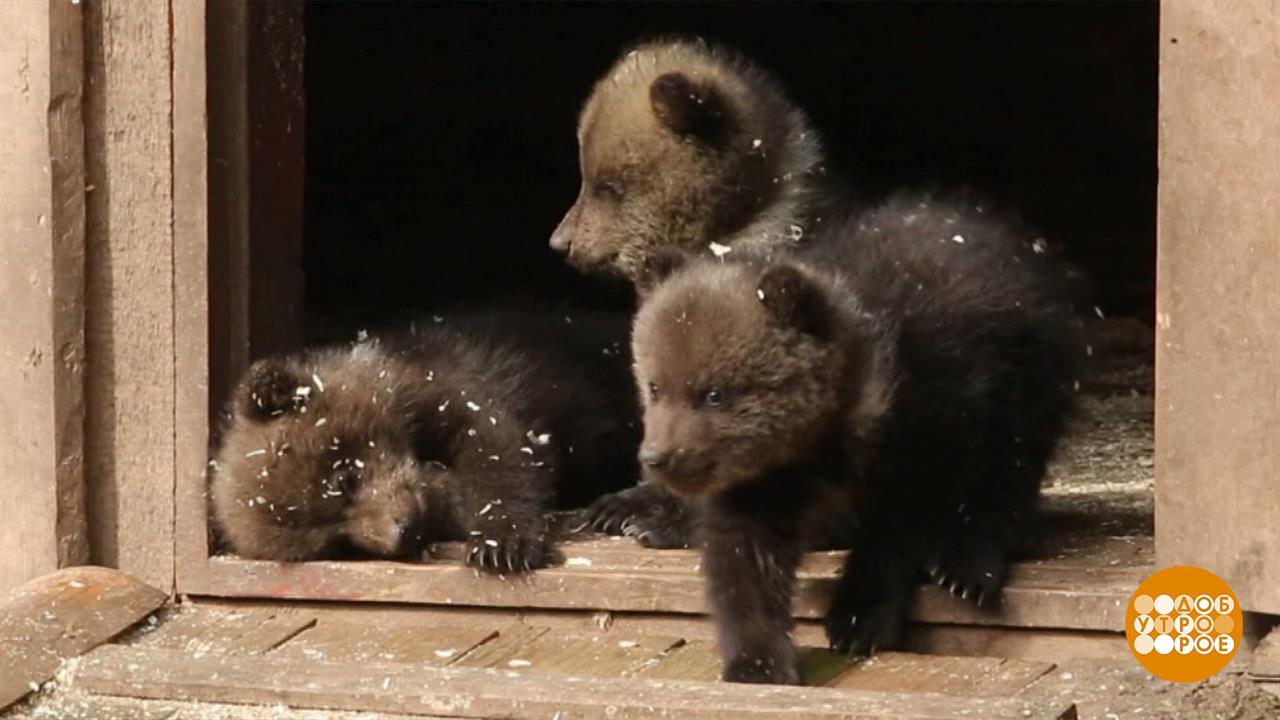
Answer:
82, 0, 176, 593
72, 644, 1077, 719
470, 631, 685, 677
826, 652, 1054, 698
0, 0, 89, 592
206, 0, 251, 424
438, 532, 1155, 572
12, 695, 180, 720
0, 567, 167, 711
275, 619, 496, 665
428, 536, 709, 574
1156, 0, 1280, 613
449, 625, 551, 669
192, 542, 1139, 631
138, 607, 315, 656
630, 640, 722, 682
192, 598, 1130, 663
171, 0, 216, 601
246, 0, 306, 359
1020, 535, 1153, 570
902, 624, 1130, 664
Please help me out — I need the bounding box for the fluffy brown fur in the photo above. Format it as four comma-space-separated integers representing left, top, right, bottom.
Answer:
618, 193, 1079, 683
550, 38, 827, 280
209, 313, 638, 571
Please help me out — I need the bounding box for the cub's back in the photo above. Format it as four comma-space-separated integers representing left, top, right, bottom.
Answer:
395, 312, 640, 508
803, 192, 1081, 416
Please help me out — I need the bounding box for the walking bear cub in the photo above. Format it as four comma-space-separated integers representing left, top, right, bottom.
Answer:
627, 194, 1080, 683
209, 313, 638, 571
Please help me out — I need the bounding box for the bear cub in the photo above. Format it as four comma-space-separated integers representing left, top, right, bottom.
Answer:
550, 38, 833, 282
628, 194, 1080, 683
209, 313, 639, 572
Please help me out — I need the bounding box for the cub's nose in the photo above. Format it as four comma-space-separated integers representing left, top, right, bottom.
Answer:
549, 232, 571, 254
638, 445, 674, 470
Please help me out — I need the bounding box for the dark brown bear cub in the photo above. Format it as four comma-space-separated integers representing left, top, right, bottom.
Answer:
629, 194, 1079, 684
210, 313, 638, 571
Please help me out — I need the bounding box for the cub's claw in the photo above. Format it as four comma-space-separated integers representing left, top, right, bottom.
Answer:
578, 484, 697, 549
464, 533, 549, 575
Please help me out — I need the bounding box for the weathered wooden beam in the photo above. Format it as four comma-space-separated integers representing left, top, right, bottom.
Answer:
0, 0, 89, 592
73, 644, 1077, 719
1155, 0, 1280, 614
246, 0, 306, 360
82, 0, 177, 593
173, 0, 219, 601
0, 567, 167, 711
185, 535, 1144, 633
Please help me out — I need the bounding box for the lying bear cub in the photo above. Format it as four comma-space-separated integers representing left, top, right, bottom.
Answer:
209, 312, 639, 572
617, 193, 1080, 684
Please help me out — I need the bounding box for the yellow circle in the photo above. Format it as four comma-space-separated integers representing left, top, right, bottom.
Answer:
1126, 566, 1242, 683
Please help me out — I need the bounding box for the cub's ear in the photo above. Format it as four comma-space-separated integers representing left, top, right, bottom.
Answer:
756, 264, 831, 338
649, 72, 728, 141
635, 247, 691, 297
236, 359, 302, 421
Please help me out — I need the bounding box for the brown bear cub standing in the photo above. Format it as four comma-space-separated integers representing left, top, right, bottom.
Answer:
550, 39, 832, 281
210, 313, 638, 571
629, 195, 1079, 684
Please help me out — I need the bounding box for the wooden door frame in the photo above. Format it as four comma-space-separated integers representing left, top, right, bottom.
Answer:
0, 0, 89, 592
1154, 0, 1280, 615
174, 0, 1280, 618
3, 0, 1270, 614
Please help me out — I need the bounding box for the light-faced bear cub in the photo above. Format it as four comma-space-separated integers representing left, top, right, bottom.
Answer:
550, 38, 834, 282
626, 194, 1080, 683
209, 313, 638, 572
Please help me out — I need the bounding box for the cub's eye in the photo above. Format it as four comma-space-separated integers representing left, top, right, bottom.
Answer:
334, 468, 362, 498
593, 178, 624, 201
703, 388, 725, 407
648, 382, 660, 401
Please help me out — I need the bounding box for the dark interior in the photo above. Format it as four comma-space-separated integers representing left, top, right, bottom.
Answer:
302, 1, 1158, 335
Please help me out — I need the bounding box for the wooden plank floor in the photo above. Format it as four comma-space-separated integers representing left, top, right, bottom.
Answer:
4, 603, 1080, 719
74, 643, 1082, 719
7, 596, 1279, 718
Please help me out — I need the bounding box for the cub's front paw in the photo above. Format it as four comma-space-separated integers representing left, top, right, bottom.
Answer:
925, 534, 1007, 607
465, 531, 550, 574
722, 654, 801, 685
578, 483, 696, 549
825, 586, 909, 657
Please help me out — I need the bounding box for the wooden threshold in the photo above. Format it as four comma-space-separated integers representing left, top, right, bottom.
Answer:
184, 535, 1150, 633
71, 644, 1078, 719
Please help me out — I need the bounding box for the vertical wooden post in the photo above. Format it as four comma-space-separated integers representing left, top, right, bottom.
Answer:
0, 0, 90, 591
205, 0, 305, 416
246, 0, 306, 360
83, 0, 177, 592
1156, 0, 1280, 613
208, 0, 251, 419
174, 0, 215, 585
